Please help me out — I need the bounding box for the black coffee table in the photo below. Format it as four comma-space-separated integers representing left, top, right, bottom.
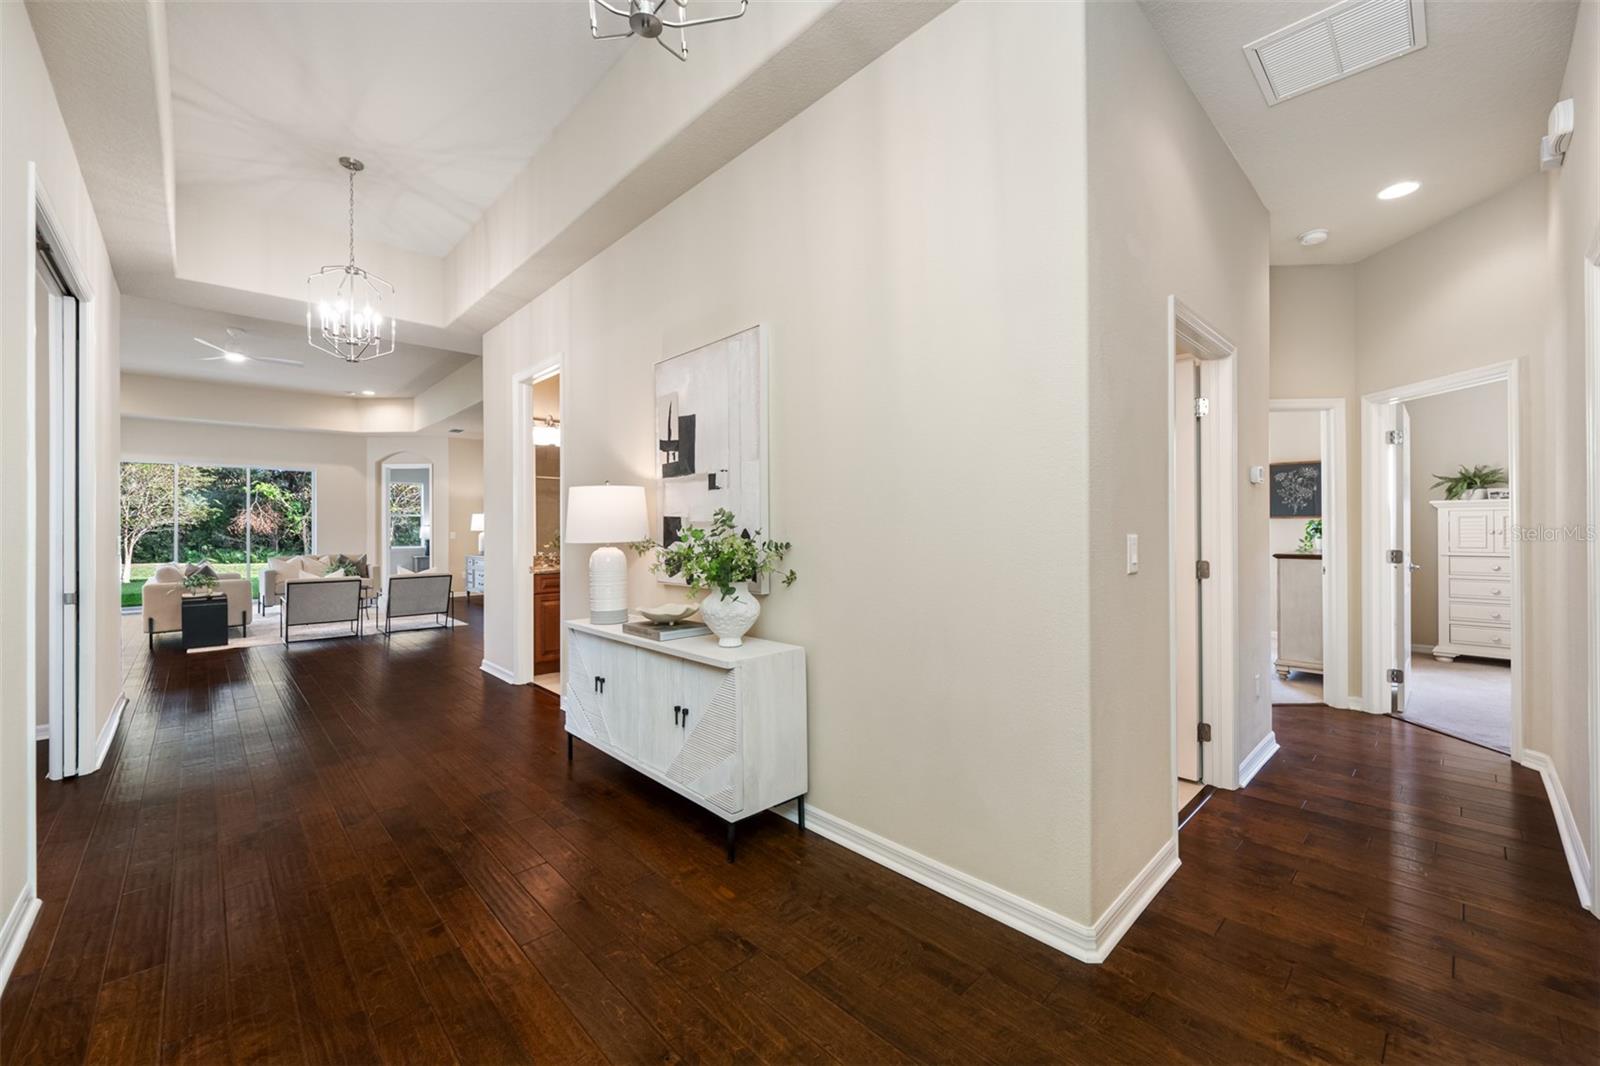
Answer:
181, 594, 230, 650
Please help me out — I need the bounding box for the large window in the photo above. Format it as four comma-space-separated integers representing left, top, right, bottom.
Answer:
119, 461, 315, 606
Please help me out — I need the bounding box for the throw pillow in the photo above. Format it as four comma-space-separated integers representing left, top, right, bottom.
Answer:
153, 564, 186, 584
333, 553, 369, 578
299, 555, 328, 577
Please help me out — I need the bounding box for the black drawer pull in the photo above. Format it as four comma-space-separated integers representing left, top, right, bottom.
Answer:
673, 705, 681, 725
681, 708, 689, 729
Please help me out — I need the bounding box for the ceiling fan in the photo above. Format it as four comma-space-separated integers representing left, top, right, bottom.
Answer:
194, 328, 302, 367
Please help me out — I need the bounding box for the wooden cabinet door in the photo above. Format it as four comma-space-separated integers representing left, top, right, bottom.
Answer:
1446, 508, 1496, 554
565, 630, 635, 754
534, 573, 560, 674
664, 662, 742, 815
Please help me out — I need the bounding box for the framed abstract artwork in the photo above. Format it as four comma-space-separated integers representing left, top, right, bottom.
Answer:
1269, 460, 1322, 518
654, 325, 769, 587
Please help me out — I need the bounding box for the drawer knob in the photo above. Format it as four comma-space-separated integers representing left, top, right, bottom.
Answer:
1492, 612, 1502, 619
1492, 588, 1502, 595
1492, 564, 1502, 572
1493, 636, 1503, 644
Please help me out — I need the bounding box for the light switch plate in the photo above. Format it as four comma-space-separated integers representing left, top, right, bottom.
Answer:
1126, 533, 1139, 575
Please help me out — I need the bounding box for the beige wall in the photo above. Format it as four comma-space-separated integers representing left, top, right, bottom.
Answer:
1403, 383, 1509, 646
1268, 409, 1322, 613
2, 1, 124, 958
1084, 0, 1271, 915
1543, 0, 1598, 858
447, 436, 485, 582
483, 3, 1099, 923
1270, 266, 1360, 696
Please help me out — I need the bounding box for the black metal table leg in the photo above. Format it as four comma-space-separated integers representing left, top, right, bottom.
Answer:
567, 734, 573, 762
726, 821, 737, 863
798, 795, 806, 834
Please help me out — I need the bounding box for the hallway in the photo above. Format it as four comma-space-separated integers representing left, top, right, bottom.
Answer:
3, 606, 1595, 1064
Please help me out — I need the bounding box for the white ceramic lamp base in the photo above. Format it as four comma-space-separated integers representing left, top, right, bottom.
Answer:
587, 544, 629, 624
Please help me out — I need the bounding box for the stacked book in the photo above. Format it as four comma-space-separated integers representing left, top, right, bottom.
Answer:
622, 619, 711, 641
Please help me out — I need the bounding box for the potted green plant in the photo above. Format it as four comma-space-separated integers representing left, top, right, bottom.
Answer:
650, 508, 796, 647
182, 570, 218, 597
1298, 518, 1323, 554
1431, 464, 1507, 501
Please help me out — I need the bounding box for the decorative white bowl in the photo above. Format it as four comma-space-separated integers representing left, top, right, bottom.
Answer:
638, 603, 700, 625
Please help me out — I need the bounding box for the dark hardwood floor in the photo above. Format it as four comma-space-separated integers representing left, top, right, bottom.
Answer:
3, 602, 1596, 1064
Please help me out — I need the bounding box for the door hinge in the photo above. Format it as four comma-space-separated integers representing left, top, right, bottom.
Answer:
1197, 722, 1212, 742
1193, 396, 1210, 419
1195, 559, 1211, 580
1387, 549, 1404, 564
1388, 668, 1404, 684
1386, 429, 1406, 445
62, 592, 76, 606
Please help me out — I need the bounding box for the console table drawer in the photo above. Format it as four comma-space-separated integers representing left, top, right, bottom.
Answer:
1449, 602, 1510, 626
1449, 624, 1513, 652
1449, 555, 1508, 577
1447, 577, 1509, 601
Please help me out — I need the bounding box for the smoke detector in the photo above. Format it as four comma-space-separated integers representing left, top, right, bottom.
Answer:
1298, 228, 1331, 247
1244, 0, 1427, 106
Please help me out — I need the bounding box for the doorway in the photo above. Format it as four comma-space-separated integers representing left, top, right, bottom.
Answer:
509, 362, 564, 689
35, 231, 81, 781
1167, 298, 1239, 814
382, 463, 433, 578
1364, 363, 1521, 757
531, 372, 562, 693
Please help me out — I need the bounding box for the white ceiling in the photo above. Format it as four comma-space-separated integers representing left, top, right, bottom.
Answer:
1141, 0, 1579, 264
167, 1, 626, 258
120, 296, 476, 397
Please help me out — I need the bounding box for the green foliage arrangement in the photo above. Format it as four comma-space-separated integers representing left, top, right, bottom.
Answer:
650, 508, 797, 600
1431, 465, 1507, 500
1298, 519, 1323, 554
182, 570, 218, 594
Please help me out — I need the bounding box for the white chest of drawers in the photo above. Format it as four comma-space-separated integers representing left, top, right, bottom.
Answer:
562, 620, 807, 859
464, 554, 485, 598
1430, 500, 1512, 662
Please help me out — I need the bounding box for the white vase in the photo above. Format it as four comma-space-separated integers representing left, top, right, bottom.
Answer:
1466, 488, 1488, 500
699, 587, 760, 647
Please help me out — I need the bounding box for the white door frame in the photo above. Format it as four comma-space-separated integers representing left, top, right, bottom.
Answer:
1582, 228, 1600, 917
509, 360, 563, 685
1167, 297, 1241, 819
380, 461, 432, 578
1360, 360, 1523, 761
1269, 398, 1351, 711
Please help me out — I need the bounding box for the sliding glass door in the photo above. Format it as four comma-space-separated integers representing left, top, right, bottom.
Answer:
119, 460, 315, 606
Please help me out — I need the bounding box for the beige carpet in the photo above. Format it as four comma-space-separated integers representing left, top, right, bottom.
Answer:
1269, 633, 1323, 705
533, 672, 562, 696
1401, 653, 1511, 754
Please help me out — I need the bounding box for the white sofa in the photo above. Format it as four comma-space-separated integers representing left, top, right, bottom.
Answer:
260, 553, 379, 611
141, 564, 252, 649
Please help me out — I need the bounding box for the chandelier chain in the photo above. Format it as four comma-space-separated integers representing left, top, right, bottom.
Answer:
347, 167, 357, 269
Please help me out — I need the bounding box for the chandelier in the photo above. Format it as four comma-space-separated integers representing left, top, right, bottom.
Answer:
589, 0, 748, 61
306, 157, 395, 363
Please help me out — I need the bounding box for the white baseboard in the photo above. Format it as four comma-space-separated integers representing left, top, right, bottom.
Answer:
90, 694, 128, 774
1238, 730, 1279, 787
774, 802, 1179, 963
480, 659, 517, 685
33, 723, 48, 742
1520, 749, 1594, 911
0, 886, 41, 992
1341, 695, 1368, 712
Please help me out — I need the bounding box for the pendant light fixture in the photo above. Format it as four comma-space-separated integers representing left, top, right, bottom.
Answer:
588, 0, 747, 62
306, 156, 396, 363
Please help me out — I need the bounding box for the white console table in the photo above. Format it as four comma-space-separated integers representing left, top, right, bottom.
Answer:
562, 620, 808, 860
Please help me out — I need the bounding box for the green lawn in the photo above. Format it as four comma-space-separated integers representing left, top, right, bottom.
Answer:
120, 562, 262, 608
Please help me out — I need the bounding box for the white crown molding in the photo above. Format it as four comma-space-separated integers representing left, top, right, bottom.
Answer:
479, 659, 517, 685
1520, 750, 1594, 911
775, 802, 1179, 964
1238, 730, 1280, 788
0, 887, 41, 992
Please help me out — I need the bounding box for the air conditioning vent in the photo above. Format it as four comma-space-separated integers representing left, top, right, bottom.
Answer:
1244, 0, 1426, 106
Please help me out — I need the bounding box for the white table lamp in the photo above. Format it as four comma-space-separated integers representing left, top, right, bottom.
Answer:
566, 484, 648, 624
469, 512, 485, 552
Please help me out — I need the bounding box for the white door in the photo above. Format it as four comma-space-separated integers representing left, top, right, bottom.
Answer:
38, 248, 78, 779
1388, 403, 1413, 714
1174, 358, 1202, 781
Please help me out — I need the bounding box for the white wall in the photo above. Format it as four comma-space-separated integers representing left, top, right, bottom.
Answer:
448, 436, 484, 583
1543, 0, 1598, 870
2, 0, 124, 977
1268, 409, 1322, 613
482, 3, 1099, 925
1403, 383, 1509, 646
1084, 0, 1271, 914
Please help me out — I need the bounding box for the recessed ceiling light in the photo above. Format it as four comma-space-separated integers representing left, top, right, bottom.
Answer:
1298, 228, 1330, 246
360, 389, 376, 397
1377, 180, 1419, 200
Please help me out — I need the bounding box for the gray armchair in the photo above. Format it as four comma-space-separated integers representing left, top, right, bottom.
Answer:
382, 572, 454, 635
280, 577, 364, 644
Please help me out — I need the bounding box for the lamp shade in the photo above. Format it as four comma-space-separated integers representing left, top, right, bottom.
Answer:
469, 512, 485, 533
566, 484, 648, 544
